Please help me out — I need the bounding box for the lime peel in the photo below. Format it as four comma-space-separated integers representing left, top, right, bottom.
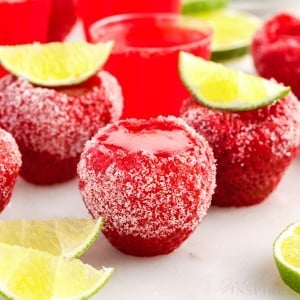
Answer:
0, 41, 113, 87
179, 51, 290, 111
273, 221, 300, 294
211, 46, 249, 62
60, 217, 104, 258
182, 0, 228, 14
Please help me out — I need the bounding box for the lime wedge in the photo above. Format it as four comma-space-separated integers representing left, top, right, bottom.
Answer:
182, 0, 228, 14
0, 218, 103, 258
0, 243, 113, 300
185, 10, 261, 61
179, 52, 290, 111
0, 41, 113, 86
273, 222, 300, 294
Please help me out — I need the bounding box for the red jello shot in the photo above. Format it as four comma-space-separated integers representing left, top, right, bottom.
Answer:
0, 127, 21, 212
77, 0, 181, 41
181, 93, 300, 207
78, 116, 216, 256
90, 13, 212, 119
0, 72, 123, 185
0, 0, 52, 45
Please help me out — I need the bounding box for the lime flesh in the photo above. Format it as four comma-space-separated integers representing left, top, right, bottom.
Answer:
0, 218, 103, 258
0, 41, 113, 86
179, 52, 290, 111
0, 243, 113, 300
274, 222, 300, 294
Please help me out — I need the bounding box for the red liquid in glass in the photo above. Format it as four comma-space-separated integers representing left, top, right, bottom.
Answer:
77, 0, 180, 41
0, 0, 52, 45
0, 0, 52, 78
48, 0, 77, 42
91, 15, 211, 119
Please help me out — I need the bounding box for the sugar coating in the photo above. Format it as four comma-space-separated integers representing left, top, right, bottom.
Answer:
0, 128, 21, 211
0, 71, 123, 160
78, 116, 216, 245
181, 93, 300, 206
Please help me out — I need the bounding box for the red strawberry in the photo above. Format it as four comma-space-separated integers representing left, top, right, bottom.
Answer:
252, 13, 300, 99
0, 128, 21, 212
48, 0, 77, 41
0, 72, 123, 185
181, 93, 300, 207
78, 116, 216, 256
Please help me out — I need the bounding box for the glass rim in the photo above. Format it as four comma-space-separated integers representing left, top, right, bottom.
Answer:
89, 12, 213, 53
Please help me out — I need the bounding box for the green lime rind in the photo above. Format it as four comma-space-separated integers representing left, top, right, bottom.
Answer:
179, 51, 291, 111
182, 0, 228, 14
80, 267, 114, 300
273, 222, 300, 294
211, 45, 249, 61
274, 257, 300, 294
71, 217, 104, 259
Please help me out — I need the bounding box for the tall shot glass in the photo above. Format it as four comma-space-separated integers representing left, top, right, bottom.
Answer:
90, 13, 212, 119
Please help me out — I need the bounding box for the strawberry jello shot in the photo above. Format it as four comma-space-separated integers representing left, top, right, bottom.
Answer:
181, 94, 300, 207
0, 42, 123, 185
0, 72, 123, 185
0, 128, 21, 212
78, 116, 216, 256
252, 13, 300, 100
179, 53, 300, 207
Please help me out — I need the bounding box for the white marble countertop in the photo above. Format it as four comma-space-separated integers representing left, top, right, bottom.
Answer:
3, 148, 300, 300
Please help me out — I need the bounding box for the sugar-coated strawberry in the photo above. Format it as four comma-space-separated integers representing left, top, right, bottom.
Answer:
0, 71, 123, 185
252, 13, 300, 99
0, 128, 21, 212
181, 93, 300, 207
48, 0, 77, 41
78, 116, 216, 256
